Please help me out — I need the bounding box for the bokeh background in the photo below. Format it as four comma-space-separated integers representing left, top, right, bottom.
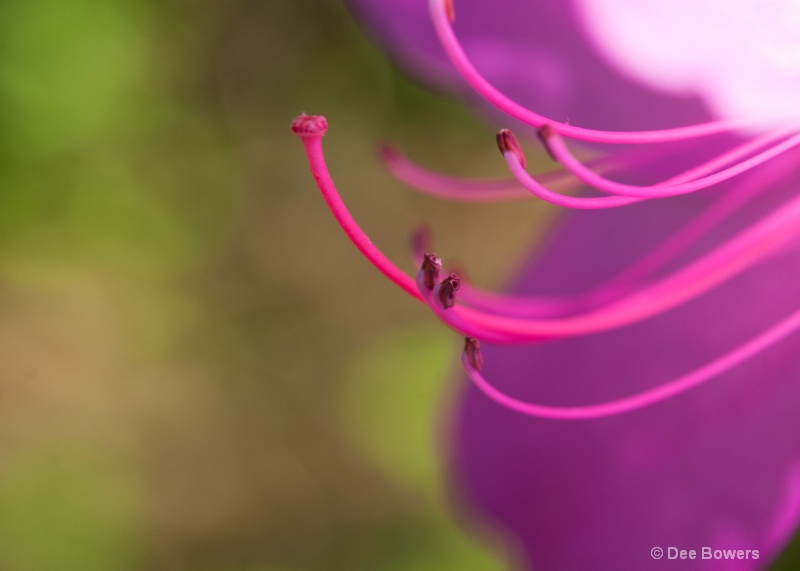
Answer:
0, 1, 552, 569
3, 1, 800, 570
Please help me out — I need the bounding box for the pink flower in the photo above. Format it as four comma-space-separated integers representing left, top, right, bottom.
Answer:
294, 1, 800, 568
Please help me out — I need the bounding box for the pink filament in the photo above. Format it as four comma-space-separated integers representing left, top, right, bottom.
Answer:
463, 297, 800, 419
501, 128, 800, 209
428, 0, 761, 144
458, 164, 776, 316
594, 153, 798, 293
454, 190, 800, 340
542, 128, 800, 199
457, 166, 777, 318
504, 151, 644, 209
381, 143, 529, 201
295, 115, 800, 343
294, 0, 800, 422
381, 142, 631, 202
416, 270, 526, 342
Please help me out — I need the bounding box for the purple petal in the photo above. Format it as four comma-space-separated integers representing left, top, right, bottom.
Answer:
452, 173, 800, 569
349, 1, 800, 567
348, 0, 713, 131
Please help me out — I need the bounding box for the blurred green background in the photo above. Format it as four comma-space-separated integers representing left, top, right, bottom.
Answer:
0, 1, 556, 569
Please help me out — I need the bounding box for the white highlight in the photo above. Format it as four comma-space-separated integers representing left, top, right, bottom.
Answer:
577, 0, 800, 126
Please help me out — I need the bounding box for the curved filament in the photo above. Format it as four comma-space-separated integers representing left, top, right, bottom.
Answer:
429, 0, 756, 144
463, 293, 800, 419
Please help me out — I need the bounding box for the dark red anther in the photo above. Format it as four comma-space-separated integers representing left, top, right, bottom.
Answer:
421, 253, 442, 290
464, 337, 482, 371
496, 128, 527, 169
291, 114, 328, 137
536, 124, 558, 162
438, 273, 461, 309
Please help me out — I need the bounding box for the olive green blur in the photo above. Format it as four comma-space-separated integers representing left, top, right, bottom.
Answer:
0, 1, 544, 569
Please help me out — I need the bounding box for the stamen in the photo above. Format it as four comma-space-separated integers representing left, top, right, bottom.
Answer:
291, 113, 563, 339
297, 1, 800, 423
596, 154, 798, 293
633, 129, 796, 186
437, 273, 461, 308
458, 283, 602, 318
379, 141, 641, 203
538, 127, 800, 198
457, 159, 785, 317
383, 143, 551, 201
422, 253, 443, 290
464, 337, 482, 371
496, 129, 526, 168
414, 182, 800, 342
454, 188, 800, 339
416, 267, 526, 342
294, 115, 800, 345
500, 129, 644, 209
428, 0, 756, 144
462, 301, 800, 419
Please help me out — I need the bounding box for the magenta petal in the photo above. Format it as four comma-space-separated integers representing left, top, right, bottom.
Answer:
452, 181, 800, 569
348, 0, 713, 131
346, 2, 800, 568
